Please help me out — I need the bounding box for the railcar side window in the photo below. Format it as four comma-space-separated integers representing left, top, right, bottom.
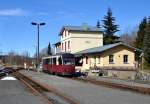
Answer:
53, 58, 56, 65
75, 57, 82, 66
43, 59, 46, 64
45, 59, 50, 64
49, 58, 52, 65
58, 57, 62, 65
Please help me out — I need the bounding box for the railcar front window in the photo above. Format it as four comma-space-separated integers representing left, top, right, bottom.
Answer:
53, 58, 56, 65
63, 59, 74, 65
43, 59, 50, 64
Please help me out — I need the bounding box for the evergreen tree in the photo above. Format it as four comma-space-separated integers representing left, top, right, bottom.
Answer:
143, 18, 150, 68
102, 8, 119, 45
135, 17, 147, 49
134, 17, 147, 61
47, 42, 52, 56
96, 20, 100, 28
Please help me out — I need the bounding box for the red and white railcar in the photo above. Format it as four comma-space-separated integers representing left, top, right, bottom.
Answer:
42, 53, 75, 75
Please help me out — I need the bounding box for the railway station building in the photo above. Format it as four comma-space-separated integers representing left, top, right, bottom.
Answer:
54, 25, 139, 79
54, 25, 103, 54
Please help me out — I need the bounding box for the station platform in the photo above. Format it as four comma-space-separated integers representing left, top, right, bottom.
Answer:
20, 70, 150, 104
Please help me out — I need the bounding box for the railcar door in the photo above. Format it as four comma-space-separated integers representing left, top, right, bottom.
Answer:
51, 57, 57, 74
57, 56, 62, 74
61, 54, 75, 75
48, 57, 52, 73
42, 58, 50, 72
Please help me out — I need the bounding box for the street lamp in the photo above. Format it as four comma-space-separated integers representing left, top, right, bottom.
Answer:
31, 22, 46, 68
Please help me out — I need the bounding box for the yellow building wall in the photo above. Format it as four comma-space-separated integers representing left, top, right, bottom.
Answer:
80, 45, 135, 72
101, 46, 135, 67
70, 32, 103, 53
60, 31, 103, 53
81, 55, 103, 72
107, 70, 136, 80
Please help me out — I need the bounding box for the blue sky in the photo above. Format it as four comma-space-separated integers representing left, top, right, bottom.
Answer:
0, 0, 150, 56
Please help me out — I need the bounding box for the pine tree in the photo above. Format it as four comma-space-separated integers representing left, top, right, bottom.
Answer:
96, 20, 100, 28
135, 17, 147, 49
143, 18, 150, 68
102, 8, 119, 45
47, 42, 52, 56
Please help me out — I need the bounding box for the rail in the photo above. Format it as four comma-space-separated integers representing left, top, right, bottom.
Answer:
13, 71, 79, 104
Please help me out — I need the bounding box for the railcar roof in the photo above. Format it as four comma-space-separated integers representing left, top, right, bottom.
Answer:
42, 53, 74, 59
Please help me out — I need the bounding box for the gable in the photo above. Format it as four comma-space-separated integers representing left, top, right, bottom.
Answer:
101, 45, 135, 57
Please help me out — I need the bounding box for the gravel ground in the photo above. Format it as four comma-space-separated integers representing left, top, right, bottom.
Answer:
20, 70, 150, 104
0, 78, 46, 104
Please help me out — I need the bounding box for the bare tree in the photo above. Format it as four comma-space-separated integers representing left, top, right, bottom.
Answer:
2, 50, 32, 66
120, 28, 137, 46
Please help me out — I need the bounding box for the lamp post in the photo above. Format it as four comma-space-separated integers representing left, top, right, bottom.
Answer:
31, 22, 45, 68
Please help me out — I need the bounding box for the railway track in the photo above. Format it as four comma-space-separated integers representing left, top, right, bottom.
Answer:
16, 69, 150, 96
71, 77, 150, 95
13, 71, 79, 104
12, 69, 150, 104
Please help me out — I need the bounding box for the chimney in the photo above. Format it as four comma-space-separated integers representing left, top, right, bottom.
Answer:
82, 23, 88, 30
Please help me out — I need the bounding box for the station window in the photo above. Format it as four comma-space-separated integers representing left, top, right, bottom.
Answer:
66, 31, 68, 36
98, 56, 100, 64
123, 55, 128, 63
65, 42, 67, 51
63, 31, 65, 37
62, 43, 63, 51
94, 56, 96, 64
85, 56, 88, 64
68, 41, 70, 49
64, 31, 66, 37
109, 55, 114, 63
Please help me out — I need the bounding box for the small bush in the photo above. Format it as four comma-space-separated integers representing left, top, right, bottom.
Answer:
143, 60, 150, 70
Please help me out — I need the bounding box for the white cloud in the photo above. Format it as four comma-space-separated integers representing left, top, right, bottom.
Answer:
0, 8, 27, 16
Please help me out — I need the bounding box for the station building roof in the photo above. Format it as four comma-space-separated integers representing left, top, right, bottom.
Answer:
59, 25, 103, 35
75, 42, 142, 55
